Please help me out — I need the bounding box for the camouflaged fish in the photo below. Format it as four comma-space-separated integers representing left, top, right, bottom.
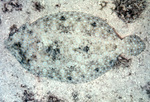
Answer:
4, 11, 146, 83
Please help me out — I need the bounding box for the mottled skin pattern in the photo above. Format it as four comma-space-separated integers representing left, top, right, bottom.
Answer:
5, 11, 145, 83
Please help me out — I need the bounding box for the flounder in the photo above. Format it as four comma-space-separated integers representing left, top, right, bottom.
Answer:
5, 11, 145, 83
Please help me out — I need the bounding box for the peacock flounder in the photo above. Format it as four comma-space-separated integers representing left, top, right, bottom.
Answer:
5, 11, 145, 83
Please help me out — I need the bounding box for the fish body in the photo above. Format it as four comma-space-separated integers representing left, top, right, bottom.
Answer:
5, 11, 145, 83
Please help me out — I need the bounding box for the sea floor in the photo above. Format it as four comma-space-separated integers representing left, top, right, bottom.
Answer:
0, 0, 150, 102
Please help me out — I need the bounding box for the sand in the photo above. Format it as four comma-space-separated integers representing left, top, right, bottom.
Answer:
0, 0, 149, 102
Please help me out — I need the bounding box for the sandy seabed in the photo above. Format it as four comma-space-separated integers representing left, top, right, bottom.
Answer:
0, 0, 150, 102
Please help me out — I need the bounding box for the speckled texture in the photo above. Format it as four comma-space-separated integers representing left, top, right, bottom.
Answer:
4, 11, 146, 83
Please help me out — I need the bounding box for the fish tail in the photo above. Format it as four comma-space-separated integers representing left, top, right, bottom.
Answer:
122, 35, 146, 56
